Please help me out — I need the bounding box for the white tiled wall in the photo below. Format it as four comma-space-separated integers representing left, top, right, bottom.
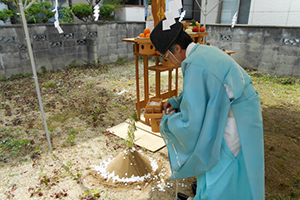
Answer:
248, 0, 300, 25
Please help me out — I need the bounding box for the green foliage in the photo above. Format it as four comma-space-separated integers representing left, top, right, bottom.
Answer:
249, 71, 299, 86
126, 113, 138, 150
102, 0, 124, 5
191, 19, 196, 26
280, 77, 295, 85
0, 8, 14, 24
6, 73, 32, 80
43, 82, 55, 88
59, 7, 74, 23
100, 4, 114, 20
0, 128, 30, 152
24, 2, 55, 24
116, 56, 128, 65
62, 128, 76, 146
66, 60, 82, 69
80, 189, 101, 199
146, 0, 151, 5
132, 112, 138, 122
41, 65, 47, 74
4, 139, 29, 151
71, 3, 93, 22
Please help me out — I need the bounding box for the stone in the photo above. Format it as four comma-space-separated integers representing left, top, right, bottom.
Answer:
63, 39, 77, 47
0, 70, 5, 79
109, 55, 118, 62
263, 37, 281, 45
258, 62, 276, 74
246, 43, 262, 52
118, 48, 128, 55
275, 64, 294, 76
247, 35, 264, 44
32, 42, 49, 51
278, 45, 299, 56
260, 50, 278, 63
6, 68, 23, 78
2, 52, 20, 65
232, 34, 248, 43
277, 55, 298, 65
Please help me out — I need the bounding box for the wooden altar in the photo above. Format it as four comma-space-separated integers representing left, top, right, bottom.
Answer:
122, 32, 209, 126
121, 1, 211, 128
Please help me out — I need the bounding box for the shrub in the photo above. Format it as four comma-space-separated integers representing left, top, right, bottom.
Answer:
0, 9, 14, 24
100, 4, 114, 20
0, 1, 56, 24
71, 3, 93, 22
25, 2, 55, 24
102, 0, 124, 5
59, 7, 74, 23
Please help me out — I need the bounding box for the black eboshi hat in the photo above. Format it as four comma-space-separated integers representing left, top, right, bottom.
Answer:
150, 18, 183, 55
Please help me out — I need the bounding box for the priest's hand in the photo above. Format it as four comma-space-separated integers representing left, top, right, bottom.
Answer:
163, 101, 174, 115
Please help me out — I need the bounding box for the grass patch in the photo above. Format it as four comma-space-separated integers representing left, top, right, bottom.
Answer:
0, 61, 299, 199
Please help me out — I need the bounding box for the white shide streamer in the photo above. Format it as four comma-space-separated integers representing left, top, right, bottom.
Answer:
163, 0, 183, 30
93, 4, 100, 21
52, 0, 63, 34
231, 11, 238, 28
178, 10, 186, 22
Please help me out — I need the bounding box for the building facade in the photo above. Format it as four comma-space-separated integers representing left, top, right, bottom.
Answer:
197, 0, 300, 26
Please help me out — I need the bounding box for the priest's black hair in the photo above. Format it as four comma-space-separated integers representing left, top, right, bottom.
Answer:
168, 30, 193, 53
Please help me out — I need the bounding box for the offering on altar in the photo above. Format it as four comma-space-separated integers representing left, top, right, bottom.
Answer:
145, 98, 162, 114
135, 28, 156, 55
144, 98, 163, 132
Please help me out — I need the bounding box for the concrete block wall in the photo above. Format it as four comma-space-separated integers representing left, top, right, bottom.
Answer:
206, 24, 300, 76
1, 22, 299, 78
0, 22, 145, 78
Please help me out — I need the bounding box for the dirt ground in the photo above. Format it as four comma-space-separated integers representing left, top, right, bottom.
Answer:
0, 59, 299, 200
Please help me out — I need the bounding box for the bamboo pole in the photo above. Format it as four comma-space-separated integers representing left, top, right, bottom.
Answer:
18, 0, 53, 152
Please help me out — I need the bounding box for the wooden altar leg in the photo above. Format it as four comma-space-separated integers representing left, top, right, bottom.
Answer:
143, 56, 149, 124
175, 67, 178, 96
168, 69, 172, 97
155, 56, 160, 98
155, 71, 161, 98
135, 55, 140, 121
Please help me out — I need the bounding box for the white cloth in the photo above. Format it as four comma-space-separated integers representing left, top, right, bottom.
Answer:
186, 42, 196, 57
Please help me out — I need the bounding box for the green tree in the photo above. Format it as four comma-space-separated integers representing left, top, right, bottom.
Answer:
0, 0, 18, 24
100, 4, 114, 20
24, 2, 54, 24
0, 8, 14, 24
0, 0, 55, 24
71, 3, 93, 22
102, 0, 125, 5
59, 7, 74, 23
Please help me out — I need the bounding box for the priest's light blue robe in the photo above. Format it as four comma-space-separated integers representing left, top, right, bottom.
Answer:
159, 43, 265, 200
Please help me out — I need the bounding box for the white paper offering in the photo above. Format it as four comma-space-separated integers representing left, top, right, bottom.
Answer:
162, 0, 183, 31
149, 101, 160, 106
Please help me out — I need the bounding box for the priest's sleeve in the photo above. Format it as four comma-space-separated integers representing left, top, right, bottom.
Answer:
160, 64, 231, 180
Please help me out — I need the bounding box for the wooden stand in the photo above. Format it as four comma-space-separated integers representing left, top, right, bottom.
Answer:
122, 33, 209, 126
122, 38, 180, 125
189, 32, 209, 44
